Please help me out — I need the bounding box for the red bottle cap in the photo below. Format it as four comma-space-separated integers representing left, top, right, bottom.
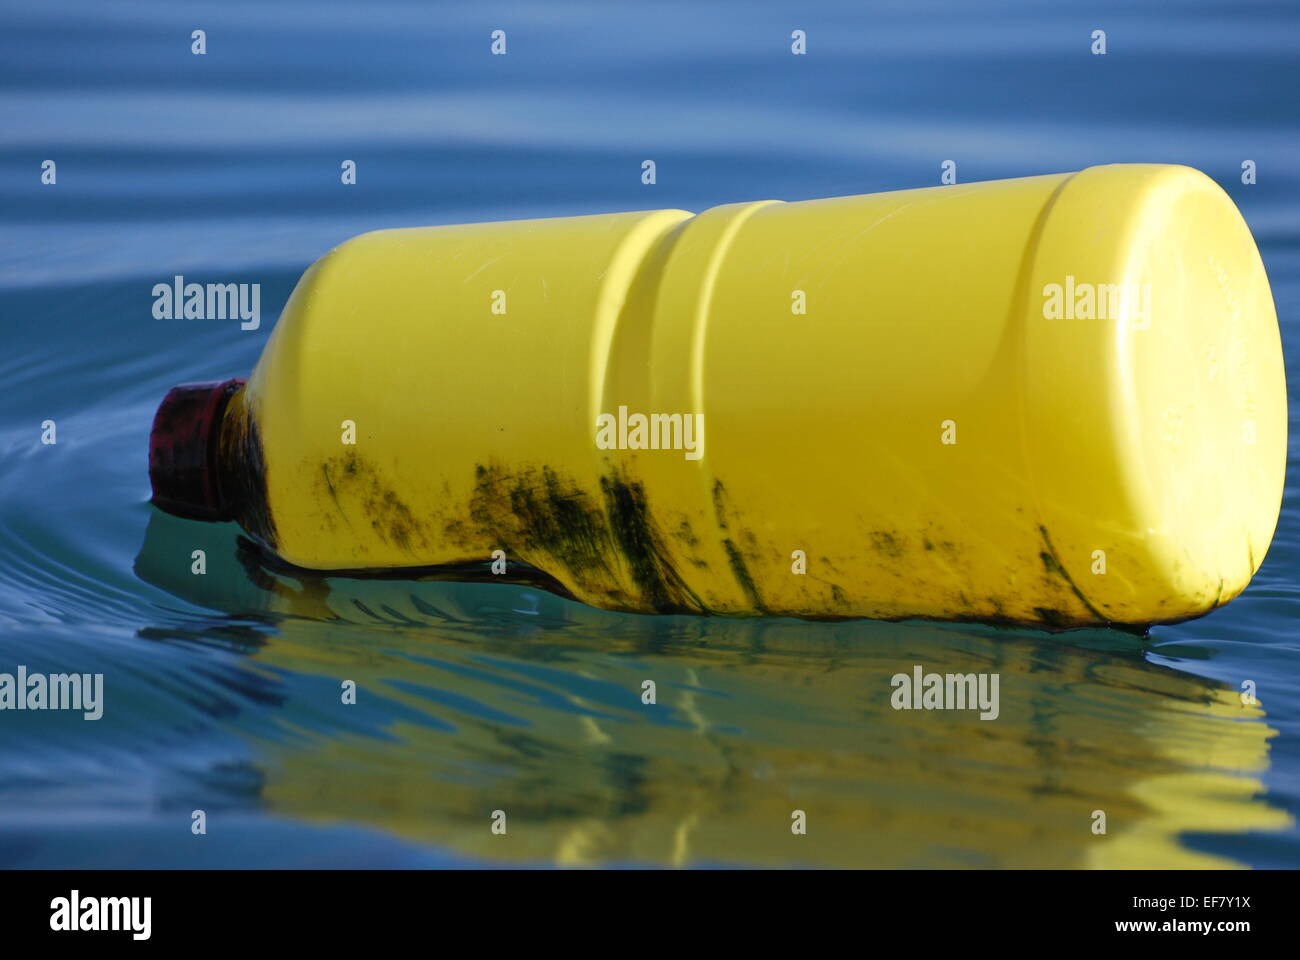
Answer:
148, 378, 245, 521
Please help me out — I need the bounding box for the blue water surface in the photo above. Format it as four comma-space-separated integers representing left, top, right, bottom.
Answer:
1, 0, 1298, 868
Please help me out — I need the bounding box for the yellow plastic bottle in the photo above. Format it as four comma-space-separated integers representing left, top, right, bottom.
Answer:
148, 164, 1286, 628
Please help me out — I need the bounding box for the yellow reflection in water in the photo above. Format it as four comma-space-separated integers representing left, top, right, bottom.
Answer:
137, 513, 1291, 868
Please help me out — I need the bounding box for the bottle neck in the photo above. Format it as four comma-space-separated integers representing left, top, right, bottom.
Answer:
213, 383, 280, 552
